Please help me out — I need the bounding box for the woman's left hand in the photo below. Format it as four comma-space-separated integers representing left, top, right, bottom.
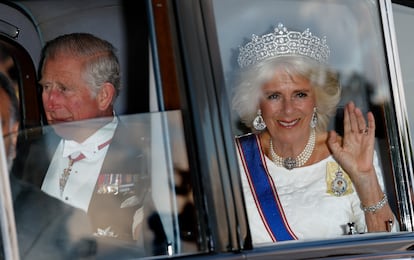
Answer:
327, 101, 376, 184
328, 102, 396, 232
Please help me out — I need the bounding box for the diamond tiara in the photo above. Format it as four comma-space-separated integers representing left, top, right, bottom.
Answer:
237, 23, 330, 68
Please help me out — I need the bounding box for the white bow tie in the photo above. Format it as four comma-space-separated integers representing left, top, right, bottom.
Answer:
62, 140, 99, 158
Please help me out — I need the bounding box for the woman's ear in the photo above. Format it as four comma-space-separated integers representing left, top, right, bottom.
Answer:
97, 82, 116, 110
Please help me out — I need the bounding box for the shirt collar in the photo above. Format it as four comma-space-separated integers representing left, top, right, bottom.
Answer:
62, 116, 118, 158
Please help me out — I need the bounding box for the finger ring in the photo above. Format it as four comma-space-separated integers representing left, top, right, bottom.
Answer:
359, 128, 368, 135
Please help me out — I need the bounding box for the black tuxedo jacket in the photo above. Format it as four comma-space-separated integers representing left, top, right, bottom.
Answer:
10, 174, 95, 259
12, 118, 167, 256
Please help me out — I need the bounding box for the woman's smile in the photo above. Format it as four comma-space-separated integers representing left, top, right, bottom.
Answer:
277, 118, 300, 128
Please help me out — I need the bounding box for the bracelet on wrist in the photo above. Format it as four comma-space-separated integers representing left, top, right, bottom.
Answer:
360, 193, 388, 213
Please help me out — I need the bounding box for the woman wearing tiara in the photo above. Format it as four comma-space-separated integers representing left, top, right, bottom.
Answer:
232, 23, 398, 244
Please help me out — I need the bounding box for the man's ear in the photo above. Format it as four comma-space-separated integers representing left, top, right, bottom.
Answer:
97, 82, 116, 110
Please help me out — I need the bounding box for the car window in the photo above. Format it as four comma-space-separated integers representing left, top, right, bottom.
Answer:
9, 111, 201, 258
210, 0, 411, 236
0, 1, 205, 258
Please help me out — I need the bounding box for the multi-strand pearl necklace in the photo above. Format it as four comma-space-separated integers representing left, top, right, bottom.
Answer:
269, 128, 316, 170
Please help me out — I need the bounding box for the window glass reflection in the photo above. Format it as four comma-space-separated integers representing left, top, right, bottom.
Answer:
213, 0, 400, 244
9, 111, 199, 258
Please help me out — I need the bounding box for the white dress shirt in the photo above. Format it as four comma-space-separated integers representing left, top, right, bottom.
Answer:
42, 117, 118, 212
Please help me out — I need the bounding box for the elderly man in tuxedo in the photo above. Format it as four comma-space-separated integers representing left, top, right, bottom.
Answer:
12, 33, 167, 256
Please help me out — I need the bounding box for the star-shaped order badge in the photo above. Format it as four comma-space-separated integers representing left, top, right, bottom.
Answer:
326, 161, 353, 196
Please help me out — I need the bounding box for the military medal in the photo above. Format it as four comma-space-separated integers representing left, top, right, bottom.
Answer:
96, 173, 146, 196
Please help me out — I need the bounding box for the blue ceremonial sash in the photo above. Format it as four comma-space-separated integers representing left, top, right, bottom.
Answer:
236, 134, 297, 241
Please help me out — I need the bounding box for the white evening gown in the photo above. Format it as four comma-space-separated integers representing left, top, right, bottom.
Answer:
237, 135, 390, 245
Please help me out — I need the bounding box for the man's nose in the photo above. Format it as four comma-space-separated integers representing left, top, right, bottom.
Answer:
43, 88, 59, 109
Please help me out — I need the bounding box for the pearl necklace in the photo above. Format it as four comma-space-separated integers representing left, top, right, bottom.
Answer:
269, 128, 316, 170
